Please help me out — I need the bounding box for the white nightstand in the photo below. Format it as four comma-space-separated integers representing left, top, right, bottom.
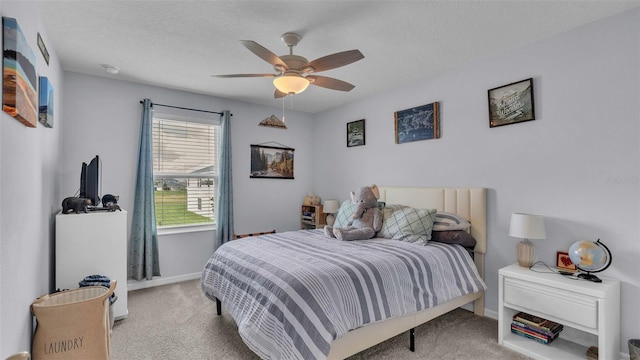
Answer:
498, 263, 620, 360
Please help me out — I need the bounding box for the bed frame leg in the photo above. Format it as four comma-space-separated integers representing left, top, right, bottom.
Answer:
409, 328, 415, 352
216, 297, 221, 316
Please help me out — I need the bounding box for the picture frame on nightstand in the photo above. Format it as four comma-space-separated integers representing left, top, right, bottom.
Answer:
556, 251, 577, 272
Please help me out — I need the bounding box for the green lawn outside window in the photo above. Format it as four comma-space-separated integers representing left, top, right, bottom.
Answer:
154, 189, 213, 226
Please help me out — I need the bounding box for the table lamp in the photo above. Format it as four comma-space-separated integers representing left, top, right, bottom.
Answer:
508, 213, 546, 267
323, 199, 340, 226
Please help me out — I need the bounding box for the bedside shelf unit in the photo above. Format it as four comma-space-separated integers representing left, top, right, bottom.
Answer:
56, 210, 128, 320
498, 263, 620, 360
301, 204, 326, 229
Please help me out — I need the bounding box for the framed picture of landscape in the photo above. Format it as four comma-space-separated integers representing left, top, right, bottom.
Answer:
250, 144, 294, 179
3, 17, 38, 127
488, 78, 535, 128
394, 102, 440, 144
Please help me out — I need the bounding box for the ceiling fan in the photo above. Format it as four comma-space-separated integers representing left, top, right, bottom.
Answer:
212, 32, 364, 98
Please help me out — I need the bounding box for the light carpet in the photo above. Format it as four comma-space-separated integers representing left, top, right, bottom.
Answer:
111, 279, 531, 360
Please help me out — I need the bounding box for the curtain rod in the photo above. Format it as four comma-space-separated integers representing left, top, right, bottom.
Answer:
139, 100, 231, 116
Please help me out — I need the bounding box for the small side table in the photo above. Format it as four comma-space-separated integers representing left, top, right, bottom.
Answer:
498, 263, 620, 360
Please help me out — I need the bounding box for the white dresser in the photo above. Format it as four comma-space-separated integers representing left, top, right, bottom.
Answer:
498, 263, 620, 360
55, 210, 128, 320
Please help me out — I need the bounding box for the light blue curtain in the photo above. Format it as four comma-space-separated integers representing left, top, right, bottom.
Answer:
215, 110, 234, 249
129, 98, 160, 280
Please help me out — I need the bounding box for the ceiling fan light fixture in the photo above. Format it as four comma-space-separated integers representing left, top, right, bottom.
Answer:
273, 74, 310, 95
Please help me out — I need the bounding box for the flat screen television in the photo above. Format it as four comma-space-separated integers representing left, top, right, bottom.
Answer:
80, 155, 101, 207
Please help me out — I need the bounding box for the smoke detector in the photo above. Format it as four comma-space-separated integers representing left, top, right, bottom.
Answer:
101, 64, 119, 75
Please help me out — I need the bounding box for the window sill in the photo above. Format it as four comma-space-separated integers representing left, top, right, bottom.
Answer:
157, 224, 215, 236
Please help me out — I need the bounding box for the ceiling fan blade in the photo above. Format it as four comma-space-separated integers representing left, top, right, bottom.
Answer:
240, 40, 288, 69
274, 89, 286, 98
307, 75, 355, 92
305, 50, 364, 73
211, 73, 276, 78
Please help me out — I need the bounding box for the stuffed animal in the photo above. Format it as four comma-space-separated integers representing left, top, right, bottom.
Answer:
324, 184, 383, 241
61, 197, 92, 214
106, 204, 122, 212
102, 194, 119, 207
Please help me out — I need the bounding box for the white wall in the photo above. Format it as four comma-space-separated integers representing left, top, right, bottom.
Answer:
61, 73, 316, 279
313, 8, 640, 353
0, 2, 65, 357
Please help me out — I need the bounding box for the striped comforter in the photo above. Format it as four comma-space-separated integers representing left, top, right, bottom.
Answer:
201, 229, 486, 359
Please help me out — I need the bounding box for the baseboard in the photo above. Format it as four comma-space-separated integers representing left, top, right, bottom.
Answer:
127, 272, 201, 291
483, 308, 498, 320
459, 302, 497, 320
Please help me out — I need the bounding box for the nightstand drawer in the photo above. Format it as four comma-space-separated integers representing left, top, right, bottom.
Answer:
504, 278, 597, 329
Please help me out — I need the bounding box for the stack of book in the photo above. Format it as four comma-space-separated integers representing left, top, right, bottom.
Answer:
301, 212, 315, 223
511, 312, 564, 345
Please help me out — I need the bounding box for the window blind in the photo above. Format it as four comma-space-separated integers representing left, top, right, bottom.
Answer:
152, 117, 219, 227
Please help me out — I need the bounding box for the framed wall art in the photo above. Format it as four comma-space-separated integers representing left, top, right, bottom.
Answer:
37, 32, 49, 66
556, 251, 577, 272
346, 119, 365, 147
488, 78, 535, 128
3, 17, 38, 127
394, 102, 439, 144
38, 76, 54, 128
250, 144, 294, 179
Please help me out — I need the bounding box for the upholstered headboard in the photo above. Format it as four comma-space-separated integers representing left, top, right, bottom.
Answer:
378, 186, 487, 279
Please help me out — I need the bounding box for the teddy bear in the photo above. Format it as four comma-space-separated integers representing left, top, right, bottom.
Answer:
324, 184, 383, 241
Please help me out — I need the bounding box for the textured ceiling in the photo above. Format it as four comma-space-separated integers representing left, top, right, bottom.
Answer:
36, 1, 640, 114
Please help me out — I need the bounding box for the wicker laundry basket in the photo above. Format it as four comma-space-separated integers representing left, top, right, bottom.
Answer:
31, 280, 116, 360
630, 339, 640, 360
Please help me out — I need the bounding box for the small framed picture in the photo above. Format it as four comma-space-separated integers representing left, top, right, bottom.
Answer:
394, 102, 440, 144
488, 78, 535, 128
556, 251, 577, 272
347, 119, 365, 147
39, 76, 54, 128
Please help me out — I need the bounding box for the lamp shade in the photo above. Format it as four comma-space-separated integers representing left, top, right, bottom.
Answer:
509, 213, 546, 267
509, 213, 546, 239
273, 73, 310, 95
323, 199, 340, 214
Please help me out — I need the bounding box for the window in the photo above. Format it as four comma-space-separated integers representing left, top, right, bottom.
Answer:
152, 117, 219, 228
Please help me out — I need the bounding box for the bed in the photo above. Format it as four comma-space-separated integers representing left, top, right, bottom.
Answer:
201, 186, 487, 359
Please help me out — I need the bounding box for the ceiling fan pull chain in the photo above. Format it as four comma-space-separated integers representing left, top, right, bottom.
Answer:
282, 95, 286, 123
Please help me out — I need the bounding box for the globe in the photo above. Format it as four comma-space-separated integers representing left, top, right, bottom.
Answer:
568, 239, 612, 282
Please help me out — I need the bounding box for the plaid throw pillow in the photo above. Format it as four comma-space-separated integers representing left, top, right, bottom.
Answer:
380, 207, 437, 246
378, 204, 408, 238
333, 200, 357, 228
